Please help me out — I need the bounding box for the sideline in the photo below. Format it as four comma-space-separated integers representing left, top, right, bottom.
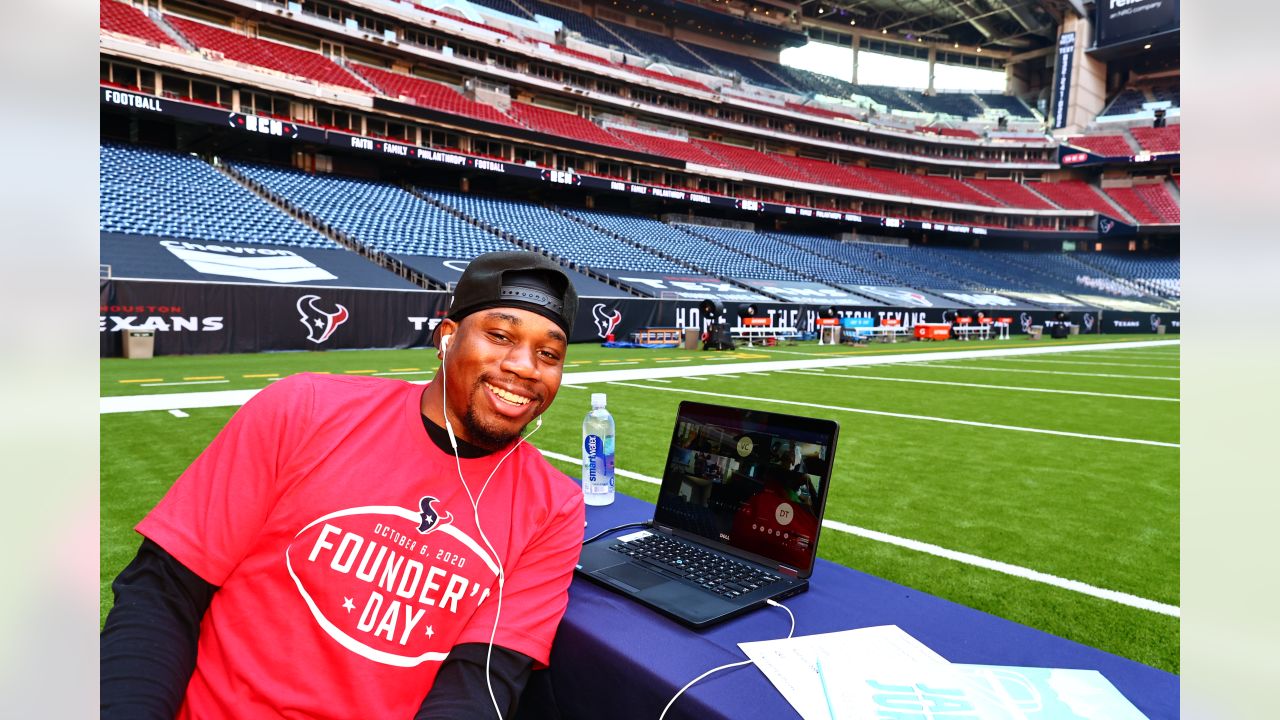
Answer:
101, 339, 1180, 415
536, 450, 1179, 618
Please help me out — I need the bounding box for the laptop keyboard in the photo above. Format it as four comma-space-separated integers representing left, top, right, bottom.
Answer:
609, 534, 784, 599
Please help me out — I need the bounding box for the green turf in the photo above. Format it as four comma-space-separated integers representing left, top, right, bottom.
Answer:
100, 335, 1180, 673
100, 334, 1171, 396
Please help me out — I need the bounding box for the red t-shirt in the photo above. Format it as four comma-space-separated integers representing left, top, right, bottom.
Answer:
137, 374, 585, 719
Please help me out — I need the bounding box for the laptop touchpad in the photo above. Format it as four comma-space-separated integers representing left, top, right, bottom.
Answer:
599, 563, 669, 591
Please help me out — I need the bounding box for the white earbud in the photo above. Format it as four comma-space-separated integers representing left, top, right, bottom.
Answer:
440, 334, 452, 354
535, 414, 543, 429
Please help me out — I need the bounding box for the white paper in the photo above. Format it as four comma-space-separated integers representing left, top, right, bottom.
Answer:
739, 625, 951, 720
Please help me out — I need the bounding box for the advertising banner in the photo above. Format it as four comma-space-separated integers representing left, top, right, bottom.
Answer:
101, 280, 448, 356
100, 283, 1179, 356
839, 286, 961, 308
1096, 0, 1179, 47
391, 254, 633, 298
1101, 311, 1181, 333
929, 290, 1039, 310
736, 279, 880, 305
102, 234, 422, 290
1052, 32, 1076, 130
605, 271, 772, 301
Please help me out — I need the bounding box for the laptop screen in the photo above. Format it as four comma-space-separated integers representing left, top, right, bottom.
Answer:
653, 401, 839, 576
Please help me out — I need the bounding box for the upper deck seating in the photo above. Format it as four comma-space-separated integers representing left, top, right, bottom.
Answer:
101, 0, 174, 46
164, 15, 367, 91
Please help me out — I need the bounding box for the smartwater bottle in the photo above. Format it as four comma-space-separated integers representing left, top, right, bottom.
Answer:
582, 393, 616, 506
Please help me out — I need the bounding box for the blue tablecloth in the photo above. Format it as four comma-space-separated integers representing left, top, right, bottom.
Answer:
518, 493, 1178, 719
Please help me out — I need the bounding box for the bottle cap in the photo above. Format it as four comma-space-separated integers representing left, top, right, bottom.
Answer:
591, 393, 607, 409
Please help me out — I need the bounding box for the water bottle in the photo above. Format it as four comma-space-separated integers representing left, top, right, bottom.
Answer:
582, 393, 615, 506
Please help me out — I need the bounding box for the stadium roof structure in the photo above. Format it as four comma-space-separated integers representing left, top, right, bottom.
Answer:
800, 0, 1064, 53
607, 0, 810, 47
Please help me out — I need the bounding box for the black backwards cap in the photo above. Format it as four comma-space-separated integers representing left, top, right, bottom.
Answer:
446, 251, 577, 337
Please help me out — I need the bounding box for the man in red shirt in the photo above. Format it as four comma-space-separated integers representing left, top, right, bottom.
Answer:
101, 251, 584, 719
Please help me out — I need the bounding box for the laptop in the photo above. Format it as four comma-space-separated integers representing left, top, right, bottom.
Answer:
575, 400, 839, 628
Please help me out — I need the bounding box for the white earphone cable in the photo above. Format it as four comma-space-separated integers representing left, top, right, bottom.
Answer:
439, 334, 544, 720
656, 599, 795, 720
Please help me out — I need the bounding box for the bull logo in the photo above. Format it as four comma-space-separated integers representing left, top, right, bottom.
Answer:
592, 303, 622, 339
1019, 312, 1033, 334
1099, 217, 1115, 234
417, 496, 454, 535
1150, 314, 1162, 331
297, 294, 349, 344
1083, 313, 1095, 332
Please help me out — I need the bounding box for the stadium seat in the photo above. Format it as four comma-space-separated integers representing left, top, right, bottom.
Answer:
1030, 181, 1124, 216
100, 143, 337, 248
349, 63, 520, 127
100, 0, 174, 46
1065, 134, 1133, 157
1104, 187, 1162, 225
422, 191, 689, 273
1129, 126, 1180, 154
509, 103, 633, 150
163, 15, 367, 91
230, 163, 514, 257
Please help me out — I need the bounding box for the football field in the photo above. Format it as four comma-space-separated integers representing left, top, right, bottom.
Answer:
100, 335, 1179, 672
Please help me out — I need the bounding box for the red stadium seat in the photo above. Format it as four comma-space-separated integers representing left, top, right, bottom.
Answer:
1129, 125, 1180, 154
508, 103, 633, 149
100, 0, 174, 46
349, 63, 520, 127
1031, 181, 1125, 215
164, 15, 367, 91
1104, 186, 1162, 225
1065, 134, 1133, 157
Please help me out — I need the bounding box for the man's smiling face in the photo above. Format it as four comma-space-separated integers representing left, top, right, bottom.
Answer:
440, 308, 567, 450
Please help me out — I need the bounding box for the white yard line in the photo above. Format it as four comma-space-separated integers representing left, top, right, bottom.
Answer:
100, 339, 1180, 414
607, 381, 1178, 448
167, 409, 189, 418
536, 450, 1178, 617
780, 370, 1178, 402
740, 347, 832, 357
1069, 351, 1179, 360
140, 379, 230, 388
921, 364, 1180, 382
980, 358, 1180, 370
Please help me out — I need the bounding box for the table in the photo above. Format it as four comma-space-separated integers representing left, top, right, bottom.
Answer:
861, 326, 912, 343
730, 326, 799, 346
518, 493, 1177, 720
952, 324, 991, 341
631, 327, 683, 345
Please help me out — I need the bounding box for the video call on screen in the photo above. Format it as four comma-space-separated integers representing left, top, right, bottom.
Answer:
655, 410, 830, 570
